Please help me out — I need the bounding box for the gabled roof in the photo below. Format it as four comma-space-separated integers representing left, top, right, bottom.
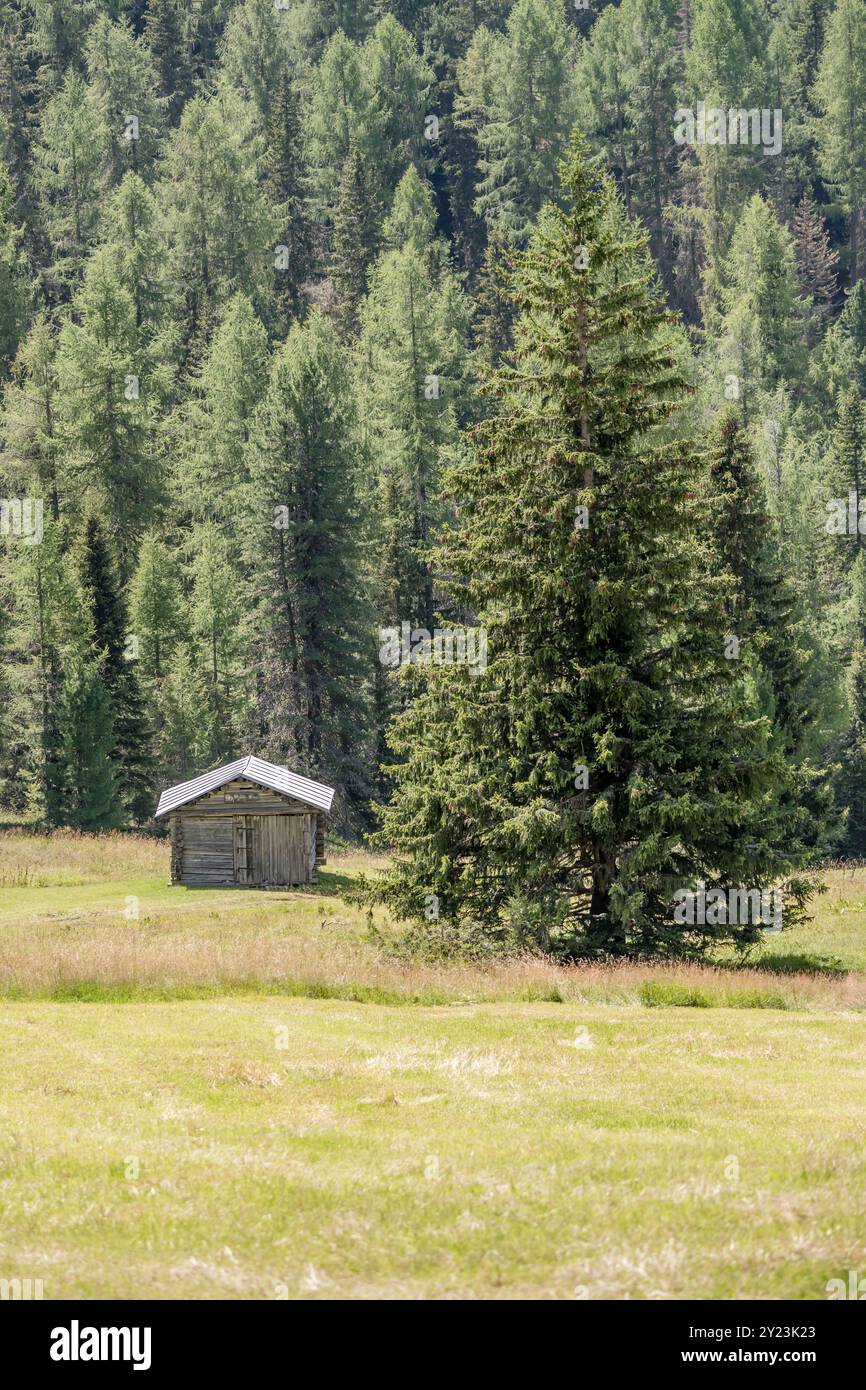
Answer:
155, 756, 335, 818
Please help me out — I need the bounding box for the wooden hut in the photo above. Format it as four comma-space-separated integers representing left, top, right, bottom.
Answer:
155, 756, 335, 888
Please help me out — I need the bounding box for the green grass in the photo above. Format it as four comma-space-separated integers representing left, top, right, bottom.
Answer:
2, 832, 866, 1299
2, 997, 866, 1299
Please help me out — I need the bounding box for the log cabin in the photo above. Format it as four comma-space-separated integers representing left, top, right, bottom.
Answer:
154, 756, 335, 887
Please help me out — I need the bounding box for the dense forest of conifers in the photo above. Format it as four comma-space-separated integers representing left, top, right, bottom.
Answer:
1, 0, 866, 949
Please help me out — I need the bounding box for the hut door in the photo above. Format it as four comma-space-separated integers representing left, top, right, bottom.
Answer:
233, 816, 253, 884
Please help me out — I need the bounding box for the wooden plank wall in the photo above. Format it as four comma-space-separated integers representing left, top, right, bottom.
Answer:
170, 781, 324, 886
179, 816, 234, 886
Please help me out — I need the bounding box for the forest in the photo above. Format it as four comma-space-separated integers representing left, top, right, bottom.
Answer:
0, 0, 865, 955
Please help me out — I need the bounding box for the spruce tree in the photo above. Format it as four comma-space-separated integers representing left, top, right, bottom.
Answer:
74, 514, 153, 824
330, 149, 380, 341
143, 0, 190, 123
361, 139, 812, 956
262, 66, 313, 328
56, 654, 124, 832
244, 311, 373, 814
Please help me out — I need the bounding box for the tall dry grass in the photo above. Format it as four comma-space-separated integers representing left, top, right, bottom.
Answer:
1, 920, 864, 1009
0, 828, 166, 886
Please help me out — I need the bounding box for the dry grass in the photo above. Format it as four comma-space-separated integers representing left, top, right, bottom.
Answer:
0, 827, 165, 886
0, 831, 865, 1011
2, 918, 865, 1011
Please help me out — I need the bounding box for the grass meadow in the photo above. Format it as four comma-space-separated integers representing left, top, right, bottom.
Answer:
2, 830, 866, 1299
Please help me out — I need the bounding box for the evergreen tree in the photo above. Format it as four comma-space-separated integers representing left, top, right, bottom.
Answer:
815, 0, 866, 281
189, 521, 246, 764
330, 148, 380, 341
56, 654, 124, 831
101, 172, 177, 341
715, 194, 809, 413
174, 292, 269, 528
1, 314, 61, 520
576, 0, 681, 273
218, 0, 297, 122
825, 388, 866, 572
0, 159, 31, 376
358, 235, 472, 630
128, 530, 185, 680
84, 14, 167, 185
305, 30, 378, 212
55, 248, 163, 563
32, 71, 107, 287
792, 193, 839, 332
161, 92, 277, 355
457, 0, 576, 242
362, 15, 435, 199
152, 641, 212, 786
143, 0, 190, 123
361, 139, 813, 955
262, 65, 313, 327
245, 311, 373, 813
74, 513, 153, 823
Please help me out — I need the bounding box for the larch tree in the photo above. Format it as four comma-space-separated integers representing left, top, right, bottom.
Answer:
815, 0, 866, 282
84, 14, 167, 186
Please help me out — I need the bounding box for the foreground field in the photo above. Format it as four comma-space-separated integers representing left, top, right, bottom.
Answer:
3, 996, 866, 1300
2, 832, 866, 1299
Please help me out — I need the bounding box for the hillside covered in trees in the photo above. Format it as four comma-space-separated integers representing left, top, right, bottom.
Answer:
0, 0, 864, 951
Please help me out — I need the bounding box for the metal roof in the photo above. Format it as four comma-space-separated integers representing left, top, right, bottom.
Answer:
155, 756, 335, 818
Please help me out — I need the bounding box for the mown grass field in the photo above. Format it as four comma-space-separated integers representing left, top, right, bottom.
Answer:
2, 831, 866, 1299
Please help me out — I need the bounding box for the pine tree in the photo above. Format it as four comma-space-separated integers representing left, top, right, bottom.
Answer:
330, 149, 380, 341
101, 172, 177, 341
705, 411, 832, 849
152, 642, 212, 785
306, 30, 378, 212
472, 225, 515, 366
74, 514, 153, 824
358, 237, 472, 631
793, 193, 839, 330
360, 139, 813, 956
218, 0, 297, 121
189, 521, 245, 764
262, 66, 313, 327
716, 194, 810, 412
826, 388, 866, 571
245, 311, 373, 814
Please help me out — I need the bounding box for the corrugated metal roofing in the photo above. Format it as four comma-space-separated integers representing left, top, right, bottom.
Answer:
155, 755, 335, 818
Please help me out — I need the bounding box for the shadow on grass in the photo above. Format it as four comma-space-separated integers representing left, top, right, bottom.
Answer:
710, 952, 849, 979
